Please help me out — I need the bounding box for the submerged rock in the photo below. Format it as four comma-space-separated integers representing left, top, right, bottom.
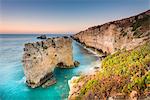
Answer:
22, 37, 76, 88
42, 78, 56, 88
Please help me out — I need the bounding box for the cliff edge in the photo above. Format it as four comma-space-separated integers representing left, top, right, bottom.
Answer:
69, 10, 150, 99
72, 10, 150, 54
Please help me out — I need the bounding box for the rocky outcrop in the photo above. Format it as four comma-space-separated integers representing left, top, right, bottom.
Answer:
22, 37, 77, 88
72, 10, 150, 54
68, 76, 80, 99
37, 35, 47, 39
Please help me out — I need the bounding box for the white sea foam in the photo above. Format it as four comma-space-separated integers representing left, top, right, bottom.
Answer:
16, 76, 26, 84
84, 60, 101, 75
74, 41, 101, 57
22, 88, 30, 92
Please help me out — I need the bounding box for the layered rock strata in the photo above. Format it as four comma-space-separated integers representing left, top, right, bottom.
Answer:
72, 10, 150, 54
69, 10, 150, 99
22, 37, 75, 88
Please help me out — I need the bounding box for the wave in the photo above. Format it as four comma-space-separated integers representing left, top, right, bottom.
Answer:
16, 76, 26, 84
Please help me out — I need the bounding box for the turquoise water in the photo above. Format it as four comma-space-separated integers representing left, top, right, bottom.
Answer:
0, 34, 99, 100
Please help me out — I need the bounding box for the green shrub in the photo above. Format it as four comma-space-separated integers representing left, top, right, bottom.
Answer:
132, 15, 150, 31
77, 42, 150, 99
79, 80, 98, 95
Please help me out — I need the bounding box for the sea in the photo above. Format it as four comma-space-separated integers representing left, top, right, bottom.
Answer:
0, 34, 100, 100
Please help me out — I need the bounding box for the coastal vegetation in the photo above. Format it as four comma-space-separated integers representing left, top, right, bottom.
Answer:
74, 42, 150, 99
132, 14, 149, 32
132, 14, 150, 38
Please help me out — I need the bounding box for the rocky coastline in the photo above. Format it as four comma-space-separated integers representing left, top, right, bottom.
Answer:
68, 10, 150, 100
22, 37, 79, 88
21, 10, 150, 99
72, 10, 150, 54
71, 37, 107, 60
68, 42, 150, 100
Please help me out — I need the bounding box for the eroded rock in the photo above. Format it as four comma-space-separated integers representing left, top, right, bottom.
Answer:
22, 37, 75, 88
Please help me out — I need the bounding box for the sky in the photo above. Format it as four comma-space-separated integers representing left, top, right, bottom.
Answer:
0, 0, 149, 34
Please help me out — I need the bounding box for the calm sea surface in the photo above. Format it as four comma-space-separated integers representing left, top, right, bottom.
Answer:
0, 34, 99, 100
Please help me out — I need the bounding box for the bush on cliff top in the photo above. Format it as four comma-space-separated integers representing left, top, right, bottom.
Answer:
76, 42, 150, 99
132, 14, 150, 32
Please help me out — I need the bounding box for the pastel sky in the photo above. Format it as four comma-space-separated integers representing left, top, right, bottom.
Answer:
0, 0, 149, 34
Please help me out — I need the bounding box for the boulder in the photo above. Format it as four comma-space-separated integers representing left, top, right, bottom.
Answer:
74, 61, 80, 67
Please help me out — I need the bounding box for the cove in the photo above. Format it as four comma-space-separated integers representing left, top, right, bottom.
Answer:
0, 34, 99, 100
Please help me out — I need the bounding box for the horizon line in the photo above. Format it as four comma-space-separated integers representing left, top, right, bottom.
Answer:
0, 32, 75, 34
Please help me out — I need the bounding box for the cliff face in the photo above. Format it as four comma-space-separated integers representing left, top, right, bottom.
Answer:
22, 37, 74, 88
73, 10, 150, 54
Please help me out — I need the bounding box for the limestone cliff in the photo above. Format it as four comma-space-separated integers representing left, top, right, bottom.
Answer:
22, 37, 75, 88
72, 10, 150, 54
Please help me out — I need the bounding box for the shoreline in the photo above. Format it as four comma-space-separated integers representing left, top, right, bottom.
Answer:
68, 38, 103, 99
73, 40, 101, 57
71, 37, 107, 59
67, 41, 150, 100
68, 76, 80, 99
72, 37, 102, 75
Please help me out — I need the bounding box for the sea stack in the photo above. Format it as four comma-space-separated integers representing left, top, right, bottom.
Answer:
22, 37, 76, 88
